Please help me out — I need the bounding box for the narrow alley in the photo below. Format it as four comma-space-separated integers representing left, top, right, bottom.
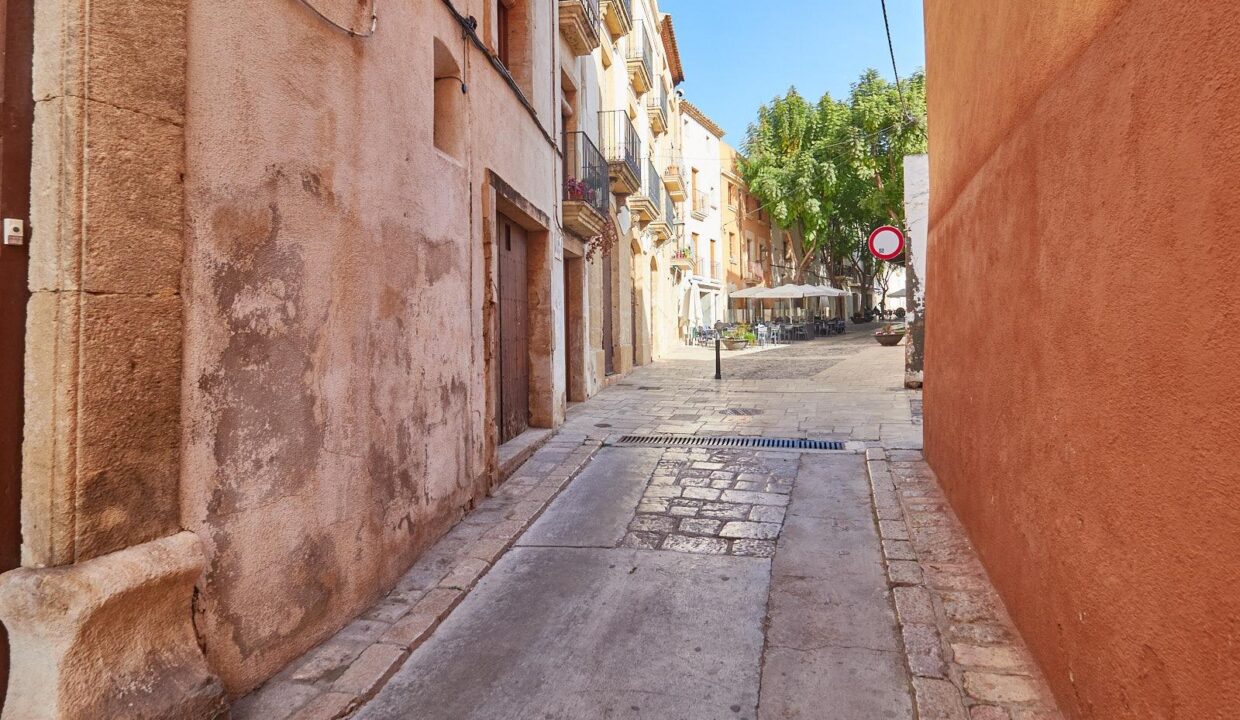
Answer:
2, 1, 1234, 718
235, 334, 1061, 720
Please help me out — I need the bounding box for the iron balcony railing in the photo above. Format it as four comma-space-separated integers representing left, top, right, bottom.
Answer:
663, 185, 677, 228
627, 23, 653, 84
599, 110, 640, 181
643, 159, 663, 219
693, 189, 709, 214
563, 131, 610, 218
570, 0, 601, 35
648, 85, 668, 122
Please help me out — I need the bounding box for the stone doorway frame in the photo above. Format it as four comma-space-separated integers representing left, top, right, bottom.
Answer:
0, 1, 227, 717
482, 172, 557, 470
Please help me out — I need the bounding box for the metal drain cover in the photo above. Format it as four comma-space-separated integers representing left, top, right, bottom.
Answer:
615, 434, 845, 451
721, 408, 763, 417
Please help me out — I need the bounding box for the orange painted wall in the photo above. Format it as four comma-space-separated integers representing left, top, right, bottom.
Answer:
923, 2, 1240, 719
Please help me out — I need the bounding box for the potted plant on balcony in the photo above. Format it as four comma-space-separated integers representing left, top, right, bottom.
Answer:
874, 324, 906, 347
566, 178, 596, 204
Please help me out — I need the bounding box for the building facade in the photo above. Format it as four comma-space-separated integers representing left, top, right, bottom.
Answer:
0, 0, 702, 716
679, 102, 725, 334
719, 142, 775, 322
924, 2, 1240, 719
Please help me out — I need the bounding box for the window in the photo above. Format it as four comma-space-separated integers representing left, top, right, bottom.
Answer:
496, 0, 533, 99
496, 2, 510, 66
433, 38, 464, 158
730, 232, 738, 263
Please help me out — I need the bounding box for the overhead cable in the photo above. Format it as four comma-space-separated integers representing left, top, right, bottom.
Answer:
294, 0, 378, 37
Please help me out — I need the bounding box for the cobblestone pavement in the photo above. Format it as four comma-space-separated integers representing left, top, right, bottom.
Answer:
622, 448, 796, 558
234, 334, 1064, 720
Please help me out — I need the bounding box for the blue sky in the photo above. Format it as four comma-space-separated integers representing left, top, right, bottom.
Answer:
660, 0, 926, 144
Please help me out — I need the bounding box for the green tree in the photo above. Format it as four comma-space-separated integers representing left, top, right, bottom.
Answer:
741, 69, 927, 306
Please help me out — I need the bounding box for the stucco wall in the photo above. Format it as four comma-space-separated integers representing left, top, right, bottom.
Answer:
923, 2, 1240, 718
181, 0, 564, 693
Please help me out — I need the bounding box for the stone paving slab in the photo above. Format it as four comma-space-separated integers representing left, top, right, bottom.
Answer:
354, 547, 770, 720
517, 447, 662, 548
760, 453, 915, 720
864, 448, 1064, 720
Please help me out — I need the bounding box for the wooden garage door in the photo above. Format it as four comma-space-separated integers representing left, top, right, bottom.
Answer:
497, 214, 529, 444
0, 0, 33, 707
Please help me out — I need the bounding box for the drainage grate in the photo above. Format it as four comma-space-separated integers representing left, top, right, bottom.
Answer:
615, 434, 845, 451
721, 408, 763, 417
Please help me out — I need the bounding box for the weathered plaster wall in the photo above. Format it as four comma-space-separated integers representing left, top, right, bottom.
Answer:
923, 2, 1240, 718
182, 0, 563, 693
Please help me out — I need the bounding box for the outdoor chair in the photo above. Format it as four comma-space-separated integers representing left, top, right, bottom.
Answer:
756, 325, 769, 347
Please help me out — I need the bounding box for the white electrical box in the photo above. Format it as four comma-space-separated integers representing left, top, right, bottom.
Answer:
3, 219, 24, 246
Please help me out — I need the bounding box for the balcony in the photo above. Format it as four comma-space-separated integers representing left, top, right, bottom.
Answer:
559, 0, 601, 56
647, 86, 668, 134
649, 183, 676, 243
562, 131, 610, 239
663, 164, 686, 202
691, 189, 709, 220
627, 159, 661, 225
627, 23, 653, 94
600, 0, 632, 41
671, 245, 694, 270
599, 111, 640, 196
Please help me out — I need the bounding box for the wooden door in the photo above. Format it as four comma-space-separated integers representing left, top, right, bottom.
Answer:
0, 0, 33, 707
601, 251, 615, 375
497, 214, 529, 443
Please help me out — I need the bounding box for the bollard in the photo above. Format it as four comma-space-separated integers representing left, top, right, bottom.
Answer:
714, 321, 725, 380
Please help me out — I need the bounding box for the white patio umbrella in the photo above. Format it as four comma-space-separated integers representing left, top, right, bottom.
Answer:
795, 284, 849, 298
730, 285, 775, 323
754, 284, 806, 299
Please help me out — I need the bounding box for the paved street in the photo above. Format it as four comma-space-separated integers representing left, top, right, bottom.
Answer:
236, 331, 1062, 720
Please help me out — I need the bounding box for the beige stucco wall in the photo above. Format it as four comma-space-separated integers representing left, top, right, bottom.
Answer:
181, 0, 569, 693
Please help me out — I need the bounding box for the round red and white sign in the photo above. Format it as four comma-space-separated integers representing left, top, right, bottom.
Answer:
868, 226, 905, 261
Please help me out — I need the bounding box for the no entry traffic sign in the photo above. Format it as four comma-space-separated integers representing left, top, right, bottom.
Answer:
868, 226, 905, 261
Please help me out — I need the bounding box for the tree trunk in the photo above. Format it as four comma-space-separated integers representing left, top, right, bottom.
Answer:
762, 233, 775, 287
788, 223, 809, 284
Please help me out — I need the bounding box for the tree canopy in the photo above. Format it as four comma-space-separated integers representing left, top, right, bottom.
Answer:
739, 69, 928, 295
